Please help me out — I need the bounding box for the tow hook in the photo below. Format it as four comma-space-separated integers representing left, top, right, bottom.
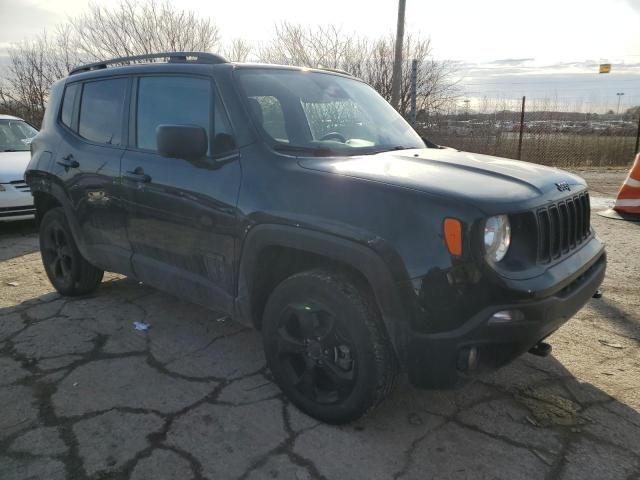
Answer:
529, 341, 552, 357
592, 289, 603, 299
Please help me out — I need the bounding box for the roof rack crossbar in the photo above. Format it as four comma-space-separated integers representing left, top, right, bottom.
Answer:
69, 51, 227, 75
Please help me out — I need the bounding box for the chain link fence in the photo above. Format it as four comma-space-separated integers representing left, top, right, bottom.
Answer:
417, 97, 640, 167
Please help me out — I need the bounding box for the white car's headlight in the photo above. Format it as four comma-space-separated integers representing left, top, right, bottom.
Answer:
484, 215, 511, 262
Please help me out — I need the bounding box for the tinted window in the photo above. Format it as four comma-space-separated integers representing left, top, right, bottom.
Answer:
249, 96, 288, 142
137, 76, 210, 152
61, 83, 80, 129
78, 78, 127, 145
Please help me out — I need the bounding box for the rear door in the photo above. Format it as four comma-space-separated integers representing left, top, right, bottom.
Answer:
53, 76, 133, 275
120, 74, 242, 312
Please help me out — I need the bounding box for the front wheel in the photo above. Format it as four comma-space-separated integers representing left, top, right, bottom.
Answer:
262, 269, 397, 424
39, 207, 104, 296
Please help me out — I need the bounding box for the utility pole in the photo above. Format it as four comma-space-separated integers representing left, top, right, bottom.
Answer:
410, 59, 418, 126
391, 0, 406, 111
616, 92, 624, 115
517, 96, 526, 160
635, 113, 640, 154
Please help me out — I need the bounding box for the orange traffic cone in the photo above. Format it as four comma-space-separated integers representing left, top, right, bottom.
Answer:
613, 153, 640, 215
598, 153, 640, 221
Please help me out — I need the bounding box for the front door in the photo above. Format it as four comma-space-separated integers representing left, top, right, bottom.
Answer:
120, 74, 241, 312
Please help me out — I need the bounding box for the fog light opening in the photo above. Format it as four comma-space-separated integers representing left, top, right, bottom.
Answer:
458, 346, 479, 372
488, 309, 524, 325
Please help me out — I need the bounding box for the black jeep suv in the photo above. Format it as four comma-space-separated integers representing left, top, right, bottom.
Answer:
25, 52, 606, 423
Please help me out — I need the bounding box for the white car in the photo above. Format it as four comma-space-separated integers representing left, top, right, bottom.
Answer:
0, 114, 38, 221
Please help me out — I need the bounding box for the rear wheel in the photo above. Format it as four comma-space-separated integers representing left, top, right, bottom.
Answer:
39, 207, 104, 296
262, 269, 396, 424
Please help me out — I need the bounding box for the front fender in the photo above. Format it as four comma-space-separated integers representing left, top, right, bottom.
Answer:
235, 224, 416, 362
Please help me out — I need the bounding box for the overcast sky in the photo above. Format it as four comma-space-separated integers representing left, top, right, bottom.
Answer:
1, 0, 639, 112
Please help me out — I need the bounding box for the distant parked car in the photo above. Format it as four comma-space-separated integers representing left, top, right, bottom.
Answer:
0, 114, 38, 221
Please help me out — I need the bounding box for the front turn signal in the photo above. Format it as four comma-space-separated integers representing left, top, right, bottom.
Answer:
443, 218, 463, 257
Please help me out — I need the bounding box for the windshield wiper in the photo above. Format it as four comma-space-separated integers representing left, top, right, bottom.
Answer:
273, 144, 336, 157
1, 149, 24, 152
366, 145, 412, 154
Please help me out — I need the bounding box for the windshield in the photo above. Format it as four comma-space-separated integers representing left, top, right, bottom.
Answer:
0, 120, 38, 152
236, 69, 425, 155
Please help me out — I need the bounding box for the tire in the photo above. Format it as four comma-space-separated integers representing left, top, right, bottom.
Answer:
39, 207, 104, 296
262, 268, 397, 424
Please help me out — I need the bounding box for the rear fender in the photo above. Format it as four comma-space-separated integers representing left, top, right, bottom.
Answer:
26, 172, 91, 261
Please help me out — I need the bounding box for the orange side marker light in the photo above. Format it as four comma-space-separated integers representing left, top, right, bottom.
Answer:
443, 218, 463, 257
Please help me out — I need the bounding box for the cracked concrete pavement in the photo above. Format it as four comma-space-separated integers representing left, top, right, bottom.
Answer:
1, 169, 639, 479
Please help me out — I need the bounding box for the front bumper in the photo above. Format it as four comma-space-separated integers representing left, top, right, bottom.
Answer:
407, 249, 606, 388
0, 185, 35, 221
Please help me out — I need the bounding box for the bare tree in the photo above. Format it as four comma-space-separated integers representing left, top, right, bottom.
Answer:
258, 23, 459, 117
0, 28, 77, 125
2, 12, 458, 127
0, 0, 221, 126
71, 0, 221, 61
258, 23, 367, 70
223, 38, 253, 62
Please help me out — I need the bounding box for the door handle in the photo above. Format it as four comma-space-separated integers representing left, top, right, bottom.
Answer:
124, 168, 151, 183
56, 154, 79, 169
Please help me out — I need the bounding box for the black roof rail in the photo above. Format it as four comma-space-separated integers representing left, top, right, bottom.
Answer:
69, 51, 227, 75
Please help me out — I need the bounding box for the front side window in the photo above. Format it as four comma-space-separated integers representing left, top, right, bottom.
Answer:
136, 76, 211, 153
236, 69, 425, 156
78, 78, 127, 145
0, 120, 38, 152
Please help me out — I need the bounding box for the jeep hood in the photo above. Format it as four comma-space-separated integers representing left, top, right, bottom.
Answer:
298, 148, 586, 212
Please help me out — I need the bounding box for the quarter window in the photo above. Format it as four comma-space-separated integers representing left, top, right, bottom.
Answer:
61, 83, 80, 130
78, 78, 127, 145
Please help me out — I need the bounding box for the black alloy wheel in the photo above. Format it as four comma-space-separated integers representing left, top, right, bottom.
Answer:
39, 207, 104, 296
41, 222, 75, 287
275, 302, 357, 405
262, 269, 396, 424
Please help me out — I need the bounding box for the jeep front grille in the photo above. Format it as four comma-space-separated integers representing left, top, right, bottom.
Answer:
536, 192, 590, 263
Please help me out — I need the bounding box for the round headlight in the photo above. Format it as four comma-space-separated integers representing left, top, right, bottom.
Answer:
484, 215, 511, 262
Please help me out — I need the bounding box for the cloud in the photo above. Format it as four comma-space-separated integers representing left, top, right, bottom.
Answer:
488, 58, 535, 66
453, 57, 640, 112
623, 0, 640, 13
0, 0, 62, 46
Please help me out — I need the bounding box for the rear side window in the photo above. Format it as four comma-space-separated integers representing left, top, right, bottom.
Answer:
136, 76, 211, 152
60, 83, 80, 129
78, 78, 127, 145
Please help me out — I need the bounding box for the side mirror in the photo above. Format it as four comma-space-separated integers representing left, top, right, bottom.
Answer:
156, 125, 207, 161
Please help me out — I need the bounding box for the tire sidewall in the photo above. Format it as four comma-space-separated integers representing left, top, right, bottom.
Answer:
263, 271, 382, 423
39, 208, 81, 295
